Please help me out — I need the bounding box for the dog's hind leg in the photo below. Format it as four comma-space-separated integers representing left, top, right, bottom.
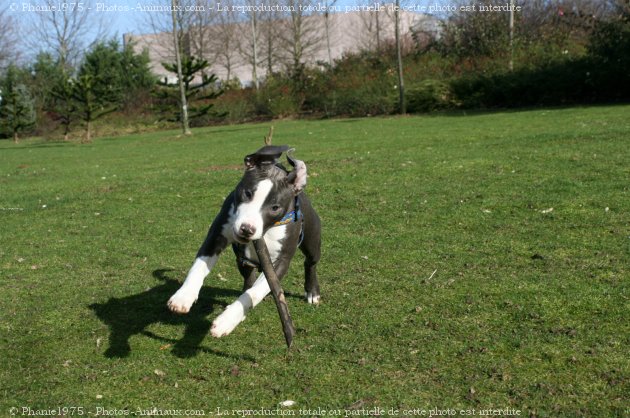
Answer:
302, 245, 321, 304
237, 262, 258, 291
299, 198, 321, 304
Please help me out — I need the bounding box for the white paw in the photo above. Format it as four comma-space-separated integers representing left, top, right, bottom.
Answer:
211, 304, 245, 338
167, 288, 198, 314
306, 292, 321, 305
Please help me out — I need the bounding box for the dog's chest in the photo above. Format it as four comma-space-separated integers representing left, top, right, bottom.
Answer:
242, 224, 287, 264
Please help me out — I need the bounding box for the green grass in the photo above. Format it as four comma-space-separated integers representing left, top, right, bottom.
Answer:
1, 105, 628, 417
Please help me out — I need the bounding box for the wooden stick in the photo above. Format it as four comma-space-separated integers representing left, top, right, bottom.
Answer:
252, 238, 295, 348
264, 126, 274, 146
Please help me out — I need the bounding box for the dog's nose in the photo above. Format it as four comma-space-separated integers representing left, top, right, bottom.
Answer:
239, 223, 256, 238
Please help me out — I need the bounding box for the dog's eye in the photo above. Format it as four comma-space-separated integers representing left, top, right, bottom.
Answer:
243, 190, 253, 200
271, 205, 281, 212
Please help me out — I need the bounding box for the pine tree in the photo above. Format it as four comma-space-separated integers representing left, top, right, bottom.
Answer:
49, 72, 77, 141
47, 40, 154, 142
0, 66, 36, 143
29, 53, 60, 118
155, 56, 223, 124
70, 41, 131, 143
71, 73, 117, 143
81, 39, 154, 108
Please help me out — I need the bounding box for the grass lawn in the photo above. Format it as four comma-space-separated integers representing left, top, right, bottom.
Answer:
1, 105, 628, 417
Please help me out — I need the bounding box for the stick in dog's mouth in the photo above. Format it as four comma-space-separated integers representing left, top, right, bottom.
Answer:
252, 238, 296, 348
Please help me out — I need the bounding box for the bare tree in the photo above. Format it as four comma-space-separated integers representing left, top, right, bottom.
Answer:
279, 0, 325, 74
187, 0, 218, 69
323, 0, 339, 65
250, 8, 260, 89
440, 1, 512, 63
0, 9, 21, 70
27, 0, 107, 68
136, 0, 180, 61
259, 0, 284, 76
238, 0, 264, 89
208, 0, 241, 82
357, 5, 384, 51
135, 0, 215, 68
517, 0, 608, 31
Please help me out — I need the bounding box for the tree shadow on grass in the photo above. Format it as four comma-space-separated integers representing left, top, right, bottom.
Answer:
2, 142, 81, 150
89, 268, 254, 362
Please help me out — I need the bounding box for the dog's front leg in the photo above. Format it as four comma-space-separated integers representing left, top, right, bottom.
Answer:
167, 255, 218, 314
210, 272, 269, 337
168, 195, 234, 314
211, 258, 289, 337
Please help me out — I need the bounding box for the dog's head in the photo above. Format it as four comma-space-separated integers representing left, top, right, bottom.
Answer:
231, 145, 307, 244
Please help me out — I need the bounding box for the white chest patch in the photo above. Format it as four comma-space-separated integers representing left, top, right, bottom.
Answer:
243, 224, 287, 264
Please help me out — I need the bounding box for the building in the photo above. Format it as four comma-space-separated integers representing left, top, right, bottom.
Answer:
124, 7, 440, 86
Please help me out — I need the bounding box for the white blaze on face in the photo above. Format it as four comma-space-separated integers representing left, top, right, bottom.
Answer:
233, 179, 273, 241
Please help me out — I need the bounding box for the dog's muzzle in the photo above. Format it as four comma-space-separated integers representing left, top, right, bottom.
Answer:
234, 223, 256, 243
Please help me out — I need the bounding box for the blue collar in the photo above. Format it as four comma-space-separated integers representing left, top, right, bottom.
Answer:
274, 196, 302, 226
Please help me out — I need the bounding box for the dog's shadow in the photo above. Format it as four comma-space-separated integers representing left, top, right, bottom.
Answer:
89, 269, 249, 360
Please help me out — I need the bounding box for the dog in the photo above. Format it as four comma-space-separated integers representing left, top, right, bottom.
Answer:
167, 145, 321, 338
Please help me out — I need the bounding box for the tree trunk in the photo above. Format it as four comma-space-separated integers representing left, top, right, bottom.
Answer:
509, 0, 515, 71
376, 12, 381, 51
325, 10, 332, 65
85, 120, 92, 143
251, 11, 259, 90
13, 131, 19, 144
395, 0, 405, 114
267, 40, 273, 76
171, 0, 191, 136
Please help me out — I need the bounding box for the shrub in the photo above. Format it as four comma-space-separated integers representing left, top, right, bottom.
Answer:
406, 79, 454, 113
333, 80, 396, 116
449, 60, 598, 109
209, 88, 256, 124
256, 76, 300, 118
446, 15, 630, 110
303, 53, 397, 117
587, 18, 630, 100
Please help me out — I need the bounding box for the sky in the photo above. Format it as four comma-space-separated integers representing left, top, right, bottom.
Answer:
7, 0, 452, 42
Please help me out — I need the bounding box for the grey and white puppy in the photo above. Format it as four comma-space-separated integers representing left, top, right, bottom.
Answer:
167, 145, 321, 338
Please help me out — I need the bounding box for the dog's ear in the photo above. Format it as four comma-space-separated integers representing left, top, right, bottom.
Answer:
244, 145, 289, 169
286, 152, 307, 195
